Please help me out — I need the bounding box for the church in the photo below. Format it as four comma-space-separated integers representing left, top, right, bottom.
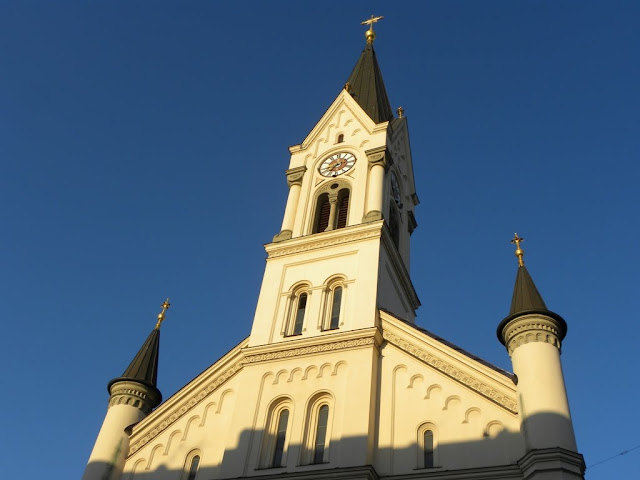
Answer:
83, 18, 586, 480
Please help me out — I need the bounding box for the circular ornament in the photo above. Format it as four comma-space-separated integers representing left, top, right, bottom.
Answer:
319, 152, 356, 177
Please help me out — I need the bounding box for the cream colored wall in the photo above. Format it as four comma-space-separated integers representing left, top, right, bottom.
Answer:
123, 314, 530, 480
123, 334, 383, 479
249, 222, 384, 347
376, 314, 525, 475
84, 403, 146, 480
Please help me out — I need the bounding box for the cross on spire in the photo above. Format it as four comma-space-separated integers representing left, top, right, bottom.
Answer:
511, 233, 525, 267
155, 298, 171, 329
361, 15, 384, 44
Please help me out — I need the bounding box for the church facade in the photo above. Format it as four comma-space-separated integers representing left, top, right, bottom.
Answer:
83, 22, 586, 480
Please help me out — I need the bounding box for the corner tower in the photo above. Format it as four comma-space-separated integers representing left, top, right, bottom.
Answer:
497, 236, 585, 479
82, 300, 169, 480
250, 19, 420, 347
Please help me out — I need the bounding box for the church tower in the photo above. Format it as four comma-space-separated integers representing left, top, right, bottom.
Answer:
497, 236, 585, 479
82, 300, 169, 480
88, 18, 585, 480
250, 17, 419, 348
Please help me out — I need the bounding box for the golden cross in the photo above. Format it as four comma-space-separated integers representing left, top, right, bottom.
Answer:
361, 15, 384, 44
155, 297, 171, 329
510, 233, 525, 267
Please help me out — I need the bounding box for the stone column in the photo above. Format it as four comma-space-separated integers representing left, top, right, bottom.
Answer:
82, 380, 161, 480
362, 146, 389, 223
499, 313, 585, 479
274, 166, 306, 242
325, 195, 339, 231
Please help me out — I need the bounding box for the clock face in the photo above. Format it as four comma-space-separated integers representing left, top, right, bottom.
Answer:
319, 152, 356, 177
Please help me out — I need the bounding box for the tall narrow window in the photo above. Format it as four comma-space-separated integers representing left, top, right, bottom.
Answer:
336, 134, 344, 143
336, 190, 349, 229
313, 405, 329, 463
272, 409, 289, 467
314, 194, 331, 233
329, 287, 342, 329
292, 293, 307, 335
423, 430, 434, 468
187, 455, 200, 480
389, 202, 400, 249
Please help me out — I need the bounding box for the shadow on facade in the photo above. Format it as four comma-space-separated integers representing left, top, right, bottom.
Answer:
86, 412, 585, 479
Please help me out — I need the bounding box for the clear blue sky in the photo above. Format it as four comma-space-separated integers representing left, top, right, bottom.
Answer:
1, 1, 638, 478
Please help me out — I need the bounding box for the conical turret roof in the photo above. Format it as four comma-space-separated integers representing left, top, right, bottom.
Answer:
346, 43, 394, 124
497, 264, 567, 344
107, 327, 162, 404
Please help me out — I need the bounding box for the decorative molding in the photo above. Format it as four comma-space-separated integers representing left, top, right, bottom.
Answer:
245, 337, 375, 364
272, 230, 292, 243
266, 224, 382, 258
362, 210, 383, 223
109, 381, 161, 415
365, 146, 389, 169
128, 359, 245, 456
502, 314, 563, 355
383, 331, 518, 414
128, 334, 376, 456
285, 166, 307, 187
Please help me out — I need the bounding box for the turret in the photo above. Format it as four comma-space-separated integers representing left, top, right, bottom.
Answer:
497, 236, 584, 479
82, 299, 170, 480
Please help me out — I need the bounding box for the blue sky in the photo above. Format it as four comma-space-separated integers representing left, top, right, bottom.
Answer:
1, 1, 638, 478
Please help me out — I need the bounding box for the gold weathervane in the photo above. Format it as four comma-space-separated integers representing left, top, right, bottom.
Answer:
362, 15, 384, 44
155, 298, 171, 329
511, 233, 525, 267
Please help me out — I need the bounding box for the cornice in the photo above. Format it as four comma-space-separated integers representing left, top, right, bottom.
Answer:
502, 313, 563, 356
265, 221, 384, 259
244, 328, 382, 364
383, 330, 518, 414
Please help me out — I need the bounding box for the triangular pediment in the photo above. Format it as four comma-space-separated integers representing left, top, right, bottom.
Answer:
126, 337, 249, 457
380, 310, 518, 415
292, 89, 388, 155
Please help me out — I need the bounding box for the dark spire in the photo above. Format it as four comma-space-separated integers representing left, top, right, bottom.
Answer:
497, 265, 567, 345
509, 264, 548, 314
345, 43, 394, 124
107, 328, 162, 402
107, 299, 170, 406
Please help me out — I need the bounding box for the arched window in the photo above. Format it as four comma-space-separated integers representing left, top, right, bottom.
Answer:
388, 201, 400, 249
328, 286, 342, 330
336, 190, 349, 229
301, 393, 334, 465
272, 409, 289, 467
314, 193, 331, 233
292, 292, 307, 335
312, 185, 350, 234
336, 133, 344, 143
313, 405, 329, 463
259, 399, 293, 469
181, 451, 201, 480
417, 423, 437, 469
423, 430, 434, 468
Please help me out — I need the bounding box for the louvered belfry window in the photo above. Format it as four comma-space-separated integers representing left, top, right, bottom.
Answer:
315, 194, 331, 233
336, 191, 349, 229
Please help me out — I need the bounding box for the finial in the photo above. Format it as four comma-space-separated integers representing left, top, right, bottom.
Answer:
155, 298, 171, 329
344, 81, 351, 92
511, 233, 525, 267
397, 106, 404, 118
361, 15, 384, 44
